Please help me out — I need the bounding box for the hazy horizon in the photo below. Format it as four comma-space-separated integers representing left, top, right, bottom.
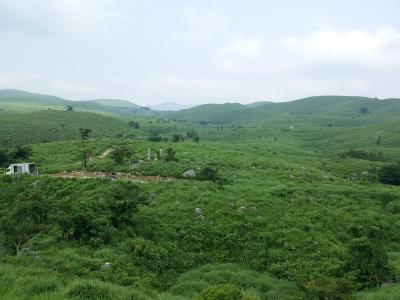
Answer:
1, 0, 399, 106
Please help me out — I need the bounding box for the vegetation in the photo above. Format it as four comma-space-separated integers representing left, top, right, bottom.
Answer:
0, 93, 400, 299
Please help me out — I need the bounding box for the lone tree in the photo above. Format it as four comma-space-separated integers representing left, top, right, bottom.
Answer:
128, 121, 140, 129
111, 145, 133, 164
79, 128, 93, 140
172, 134, 184, 143
79, 148, 92, 169
165, 147, 177, 162
186, 129, 200, 143
66, 105, 74, 111
359, 107, 370, 115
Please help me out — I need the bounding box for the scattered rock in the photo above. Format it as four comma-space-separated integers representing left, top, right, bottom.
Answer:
102, 262, 113, 269
194, 207, 202, 214
182, 170, 196, 178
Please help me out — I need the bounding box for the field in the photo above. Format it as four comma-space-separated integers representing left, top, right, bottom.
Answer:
0, 93, 400, 299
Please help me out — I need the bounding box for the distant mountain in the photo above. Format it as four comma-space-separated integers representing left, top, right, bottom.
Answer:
164, 96, 400, 125
0, 89, 154, 117
150, 102, 195, 111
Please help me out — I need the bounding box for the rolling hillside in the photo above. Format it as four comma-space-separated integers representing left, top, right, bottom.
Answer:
0, 89, 154, 117
164, 96, 400, 125
0, 110, 130, 146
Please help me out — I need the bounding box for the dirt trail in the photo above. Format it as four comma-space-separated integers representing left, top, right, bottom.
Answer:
45, 171, 176, 183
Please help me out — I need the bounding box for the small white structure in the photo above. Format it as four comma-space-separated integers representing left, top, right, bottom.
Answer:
6, 163, 37, 175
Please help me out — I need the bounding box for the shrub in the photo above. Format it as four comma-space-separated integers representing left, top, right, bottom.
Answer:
199, 167, 219, 182
378, 163, 400, 185
340, 149, 383, 161
111, 145, 132, 164
197, 284, 244, 300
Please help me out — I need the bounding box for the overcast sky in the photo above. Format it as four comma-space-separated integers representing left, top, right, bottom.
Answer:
0, 0, 399, 105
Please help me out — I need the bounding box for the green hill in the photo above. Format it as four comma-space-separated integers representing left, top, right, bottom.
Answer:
165, 96, 400, 125
0, 110, 130, 146
0, 89, 154, 117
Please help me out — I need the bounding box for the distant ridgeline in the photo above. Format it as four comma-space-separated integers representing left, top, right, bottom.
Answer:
163, 96, 400, 125
0, 89, 154, 116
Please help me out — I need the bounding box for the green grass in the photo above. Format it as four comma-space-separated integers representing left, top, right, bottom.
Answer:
0, 94, 400, 299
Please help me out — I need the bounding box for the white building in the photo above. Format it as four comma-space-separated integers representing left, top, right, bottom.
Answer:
6, 163, 37, 175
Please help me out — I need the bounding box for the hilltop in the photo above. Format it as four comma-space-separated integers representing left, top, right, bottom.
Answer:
164, 95, 400, 125
0, 89, 154, 117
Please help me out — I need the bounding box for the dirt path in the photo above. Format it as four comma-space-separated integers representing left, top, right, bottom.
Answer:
45, 171, 177, 183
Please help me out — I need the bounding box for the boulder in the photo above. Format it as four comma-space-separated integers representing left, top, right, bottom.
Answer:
182, 170, 196, 178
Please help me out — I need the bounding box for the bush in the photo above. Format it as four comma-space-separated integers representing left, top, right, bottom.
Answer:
197, 284, 244, 300
340, 149, 383, 161
199, 167, 219, 182
378, 164, 400, 185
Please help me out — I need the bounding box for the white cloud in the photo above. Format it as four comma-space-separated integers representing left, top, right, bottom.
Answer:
284, 26, 400, 58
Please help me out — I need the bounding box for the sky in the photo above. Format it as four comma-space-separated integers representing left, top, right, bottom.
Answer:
0, 0, 399, 105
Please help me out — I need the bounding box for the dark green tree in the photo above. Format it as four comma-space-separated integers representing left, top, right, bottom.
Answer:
79, 128, 93, 140
165, 147, 177, 162
0, 191, 50, 259
79, 148, 92, 169
172, 134, 184, 143
110, 146, 133, 164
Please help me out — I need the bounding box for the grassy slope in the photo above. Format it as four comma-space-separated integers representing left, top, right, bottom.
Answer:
0, 89, 154, 117
0, 110, 130, 146
165, 96, 400, 125
0, 95, 400, 299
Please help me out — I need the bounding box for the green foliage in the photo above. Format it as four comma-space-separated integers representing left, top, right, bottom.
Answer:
340, 149, 383, 161
378, 163, 400, 185
110, 145, 133, 164
78, 147, 92, 169
187, 130, 200, 142
197, 284, 244, 300
344, 226, 392, 289
79, 128, 93, 140
0, 145, 33, 166
165, 147, 178, 162
172, 134, 185, 143
360, 107, 370, 114
198, 166, 219, 182
128, 120, 140, 129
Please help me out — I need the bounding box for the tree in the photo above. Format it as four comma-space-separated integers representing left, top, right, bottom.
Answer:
110, 146, 132, 164
66, 105, 74, 111
14, 145, 33, 160
378, 163, 400, 185
79, 148, 92, 169
128, 121, 140, 129
0, 191, 50, 259
172, 134, 184, 143
359, 107, 370, 115
187, 130, 200, 143
165, 147, 177, 162
79, 128, 92, 140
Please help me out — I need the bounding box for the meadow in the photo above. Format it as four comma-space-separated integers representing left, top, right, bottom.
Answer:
0, 94, 400, 299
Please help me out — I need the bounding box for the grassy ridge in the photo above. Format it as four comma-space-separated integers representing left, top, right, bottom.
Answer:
165, 96, 400, 125
0, 110, 130, 146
